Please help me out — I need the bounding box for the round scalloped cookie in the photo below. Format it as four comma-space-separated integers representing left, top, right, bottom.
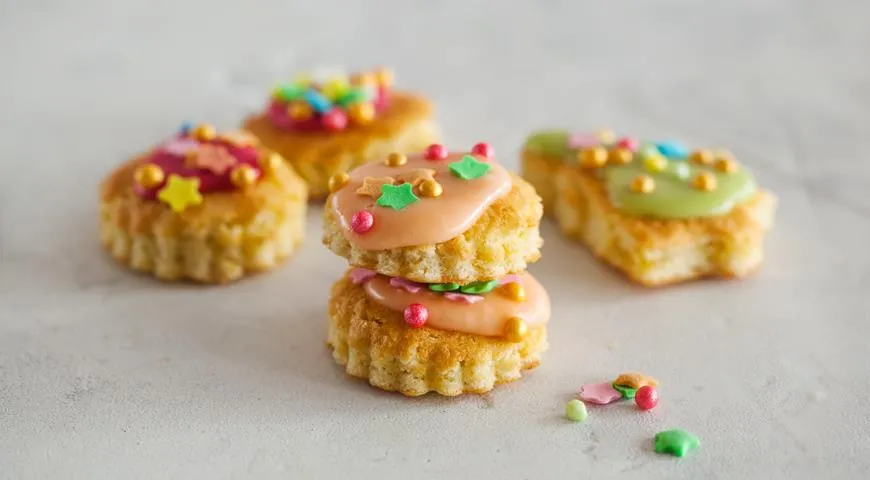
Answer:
99, 124, 308, 283
322, 145, 544, 285
327, 269, 549, 396
242, 68, 440, 200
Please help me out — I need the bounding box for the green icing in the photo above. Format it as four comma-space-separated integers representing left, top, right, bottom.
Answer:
603, 159, 758, 219
523, 130, 572, 158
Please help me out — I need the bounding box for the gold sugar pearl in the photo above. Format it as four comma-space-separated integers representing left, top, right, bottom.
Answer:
134, 163, 165, 188
258, 152, 283, 174
608, 147, 634, 165
504, 317, 529, 343
351, 72, 377, 88
579, 147, 608, 168
597, 128, 616, 144
230, 164, 259, 188
192, 124, 216, 141
328, 172, 350, 193
500, 282, 526, 302
689, 149, 714, 165
287, 102, 313, 121
374, 67, 394, 87
714, 158, 739, 173
630, 175, 656, 194
691, 171, 718, 191
417, 178, 443, 198
385, 152, 408, 167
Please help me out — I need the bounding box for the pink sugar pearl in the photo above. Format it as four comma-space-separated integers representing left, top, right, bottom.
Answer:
424, 143, 448, 161
635, 385, 659, 411
471, 142, 494, 158
350, 211, 374, 234
403, 303, 429, 328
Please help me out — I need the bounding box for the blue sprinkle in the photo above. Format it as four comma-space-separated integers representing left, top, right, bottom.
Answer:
303, 90, 332, 113
656, 141, 689, 160
178, 121, 194, 135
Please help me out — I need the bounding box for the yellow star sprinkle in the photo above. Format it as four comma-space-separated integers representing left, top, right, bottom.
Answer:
356, 176, 395, 198
157, 174, 203, 213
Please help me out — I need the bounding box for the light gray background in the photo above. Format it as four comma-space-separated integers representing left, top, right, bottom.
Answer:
1, 0, 869, 478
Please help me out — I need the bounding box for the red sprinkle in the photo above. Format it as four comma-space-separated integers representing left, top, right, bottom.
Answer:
403, 303, 428, 328
321, 108, 349, 132
471, 142, 494, 158
615, 137, 639, 151
350, 211, 374, 234
635, 385, 659, 411
424, 143, 448, 161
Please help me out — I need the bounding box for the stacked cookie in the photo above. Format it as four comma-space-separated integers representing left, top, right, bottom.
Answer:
323, 143, 550, 396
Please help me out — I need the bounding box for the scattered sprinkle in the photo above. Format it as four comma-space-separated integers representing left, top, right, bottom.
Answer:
654, 429, 700, 457
157, 174, 203, 213
320, 108, 349, 131
134, 164, 165, 189
303, 89, 332, 113
567, 133, 600, 149
459, 279, 499, 294
655, 141, 689, 159
188, 144, 238, 175
579, 147, 608, 168
691, 171, 717, 191
424, 143, 448, 161
416, 179, 443, 198
565, 399, 588, 422
376, 183, 419, 210
470, 142, 495, 158
443, 292, 485, 304
385, 152, 407, 167
635, 386, 659, 411
613, 372, 658, 389
643, 153, 668, 173
356, 176, 395, 198
689, 149, 714, 165
612, 383, 638, 399
503, 317, 528, 342
579, 382, 623, 405
349, 268, 376, 284
229, 164, 260, 188
161, 138, 200, 157
428, 283, 460, 292
499, 274, 521, 285
499, 282, 526, 302
396, 168, 437, 186
615, 136, 639, 151
328, 172, 350, 193
449, 155, 492, 180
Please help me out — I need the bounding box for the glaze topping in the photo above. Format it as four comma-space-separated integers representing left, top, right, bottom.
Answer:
330, 145, 512, 250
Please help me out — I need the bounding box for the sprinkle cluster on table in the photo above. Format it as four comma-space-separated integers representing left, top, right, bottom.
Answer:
566, 371, 701, 458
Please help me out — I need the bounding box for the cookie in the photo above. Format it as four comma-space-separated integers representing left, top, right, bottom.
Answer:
323, 144, 544, 285
99, 123, 307, 283
327, 268, 549, 396
243, 68, 440, 200
521, 129, 777, 286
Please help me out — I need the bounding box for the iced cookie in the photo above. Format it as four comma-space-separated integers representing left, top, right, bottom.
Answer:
99, 123, 308, 283
323, 143, 544, 285
328, 268, 550, 396
243, 68, 440, 200
521, 129, 777, 286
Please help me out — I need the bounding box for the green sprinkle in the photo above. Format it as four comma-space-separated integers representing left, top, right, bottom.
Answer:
337, 87, 371, 106
459, 279, 499, 294
565, 399, 588, 422
376, 183, 419, 211
612, 383, 637, 399
429, 283, 460, 292
654, 429, 700, 457
275, 83, 305, 102
449, 155, 491, 180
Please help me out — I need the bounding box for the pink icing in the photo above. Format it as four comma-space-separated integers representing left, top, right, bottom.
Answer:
266, 87, 391, 132
389, 277, 424, 293
500, 274, 521, 285
567, 133, 601, 149
579, 382, 623, 405
443, 292, 485, 304
349, 268, 377, 284
134, 135, 261, 200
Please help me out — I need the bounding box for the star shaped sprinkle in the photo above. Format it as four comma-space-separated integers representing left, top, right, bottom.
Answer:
356, 176, 395, 198
567, 132, 600, 149
162, 138, 200, 157
157, 174, 203, 213
613, 372, 659, 389
389, 277, 424, 293
578, 382, 623, 405
218, 130, 259, 147
449, 155, 491, 180
349, 268, 376, 284
376, 183, 419, 210
187, 144, 238, 175
443, 292, 484, 304
396, 168, 437, 186
612, 383, 637, 399
654, 429, 700, 457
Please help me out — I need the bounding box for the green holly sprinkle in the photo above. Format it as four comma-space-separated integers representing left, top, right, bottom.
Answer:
337, 87, 370, 107
449, 155, 491, 180
612, 383, 637, 399
429, 283, 460, 292
459, 279, 499, 294
654, 429, 700, 457
275, 83, 305, 102
376, 183, 419, 210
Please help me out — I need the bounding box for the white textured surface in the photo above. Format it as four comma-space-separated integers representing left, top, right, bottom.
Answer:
1, 1, 869, 478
